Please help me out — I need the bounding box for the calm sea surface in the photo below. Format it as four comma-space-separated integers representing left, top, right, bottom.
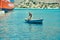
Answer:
0, 8, 60, 40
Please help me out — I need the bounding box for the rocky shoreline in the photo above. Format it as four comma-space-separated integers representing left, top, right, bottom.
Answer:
14, 1, 60, 9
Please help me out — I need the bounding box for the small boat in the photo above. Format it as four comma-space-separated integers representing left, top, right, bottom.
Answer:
25, 18, 43, 24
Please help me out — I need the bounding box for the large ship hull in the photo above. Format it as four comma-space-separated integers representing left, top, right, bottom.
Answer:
2, 8, 14, 13
0, 0, 14, 13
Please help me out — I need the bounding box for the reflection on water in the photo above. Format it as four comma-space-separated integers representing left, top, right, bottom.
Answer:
0, 9, 60, 40
26, 23, 43, 32
24, 23, 43, 40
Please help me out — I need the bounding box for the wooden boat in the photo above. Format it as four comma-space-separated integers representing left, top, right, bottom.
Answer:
25, 18, 43, 24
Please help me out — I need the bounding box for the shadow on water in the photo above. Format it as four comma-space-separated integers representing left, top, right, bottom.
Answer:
24, 22, 43, 40
24, 22, 43, 31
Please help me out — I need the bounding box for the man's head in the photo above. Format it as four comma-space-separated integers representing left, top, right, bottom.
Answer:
29, 12, 32, 15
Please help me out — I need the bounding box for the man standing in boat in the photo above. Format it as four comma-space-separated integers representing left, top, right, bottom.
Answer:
28, 12, 32, 20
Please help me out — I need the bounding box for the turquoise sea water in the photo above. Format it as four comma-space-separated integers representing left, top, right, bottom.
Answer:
0, 8, 60, 40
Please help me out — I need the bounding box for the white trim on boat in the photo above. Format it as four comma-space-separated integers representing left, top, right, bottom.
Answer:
0, 11, 5, 15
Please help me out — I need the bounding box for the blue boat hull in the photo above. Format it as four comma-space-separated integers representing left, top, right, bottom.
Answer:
2, 8, 13, 13
25, 19, 43, 24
